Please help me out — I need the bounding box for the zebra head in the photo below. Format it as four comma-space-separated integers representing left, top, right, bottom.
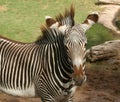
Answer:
64, 12, 98, 86
45, 6, 98, 86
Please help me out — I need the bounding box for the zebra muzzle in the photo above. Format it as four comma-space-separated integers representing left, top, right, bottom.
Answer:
72, 65, 86, 86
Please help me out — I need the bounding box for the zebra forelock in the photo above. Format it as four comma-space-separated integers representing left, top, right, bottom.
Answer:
55, 5, 75, 27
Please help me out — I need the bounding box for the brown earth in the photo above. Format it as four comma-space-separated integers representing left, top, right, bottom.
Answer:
0, 62, 120, 102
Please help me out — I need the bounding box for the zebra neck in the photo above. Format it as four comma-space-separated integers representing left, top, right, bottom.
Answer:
36, 42, 73, 83
56, 46, 73, 81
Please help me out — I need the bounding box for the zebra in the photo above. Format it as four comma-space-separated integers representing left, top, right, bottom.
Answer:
0, 6, 98, 102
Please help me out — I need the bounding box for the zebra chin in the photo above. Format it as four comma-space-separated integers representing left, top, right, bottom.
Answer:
73, 75, 87, 86
71, 65, 87, 86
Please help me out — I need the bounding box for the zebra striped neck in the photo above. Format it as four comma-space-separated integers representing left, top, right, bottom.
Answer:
35, 27, 74, 89
46, 44, 74, 90
39, 39, 73, 82
35, 28, 64, 45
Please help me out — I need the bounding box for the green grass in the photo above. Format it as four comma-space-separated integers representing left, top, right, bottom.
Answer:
86, 24, 116, 48
0, 0, 119, 47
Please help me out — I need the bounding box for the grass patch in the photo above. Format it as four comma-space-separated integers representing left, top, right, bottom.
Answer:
0, 0, 119, 47
86, 24, 117, 48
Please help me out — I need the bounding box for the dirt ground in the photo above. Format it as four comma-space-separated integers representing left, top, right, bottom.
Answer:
0, 61, 120, 102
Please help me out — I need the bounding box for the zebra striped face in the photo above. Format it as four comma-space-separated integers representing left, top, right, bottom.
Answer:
64, 25, 87, 86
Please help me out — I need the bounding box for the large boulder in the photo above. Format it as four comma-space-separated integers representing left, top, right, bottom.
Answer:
96, 0, 120, 34
87, 40, 120, 64
98, 5, 120, 34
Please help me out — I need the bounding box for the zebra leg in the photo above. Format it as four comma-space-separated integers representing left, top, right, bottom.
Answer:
40, 95, 55, 102
35, 87, 55, 102
66, 96, 73, 102
61, 95, 73, 102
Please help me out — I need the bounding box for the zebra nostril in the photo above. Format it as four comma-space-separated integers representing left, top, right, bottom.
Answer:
73, 75, 86, 86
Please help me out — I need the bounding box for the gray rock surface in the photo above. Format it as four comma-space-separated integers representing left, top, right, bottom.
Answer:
96, 0, 120, 34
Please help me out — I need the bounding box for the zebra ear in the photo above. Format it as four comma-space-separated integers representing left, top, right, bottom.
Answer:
45, 16, 69, 34
81, 12, 99, 32
45, 16, 57, 27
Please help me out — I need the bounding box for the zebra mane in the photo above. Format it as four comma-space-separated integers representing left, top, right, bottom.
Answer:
35, 5, 75, 44
35, 25, 64, 44
55, 5, 75, 26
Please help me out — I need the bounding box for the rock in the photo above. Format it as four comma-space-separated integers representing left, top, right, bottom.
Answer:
95, 0, 120, 35
98, 5, 120, 34
97, 0, 120, 5
87, 40, 120, 64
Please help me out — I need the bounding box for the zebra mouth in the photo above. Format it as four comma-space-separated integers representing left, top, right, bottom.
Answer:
73, 75, 87, 86
74, 79, 84, 86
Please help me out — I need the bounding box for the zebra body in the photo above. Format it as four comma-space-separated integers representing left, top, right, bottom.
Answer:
0, 38, 38, 97
0, 30, 75, 101
0, 6, 98, 102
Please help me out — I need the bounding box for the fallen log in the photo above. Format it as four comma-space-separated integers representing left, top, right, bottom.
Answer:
87, 40, 120, 64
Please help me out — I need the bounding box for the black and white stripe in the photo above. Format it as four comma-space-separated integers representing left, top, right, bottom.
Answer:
0, 28, 75, 101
